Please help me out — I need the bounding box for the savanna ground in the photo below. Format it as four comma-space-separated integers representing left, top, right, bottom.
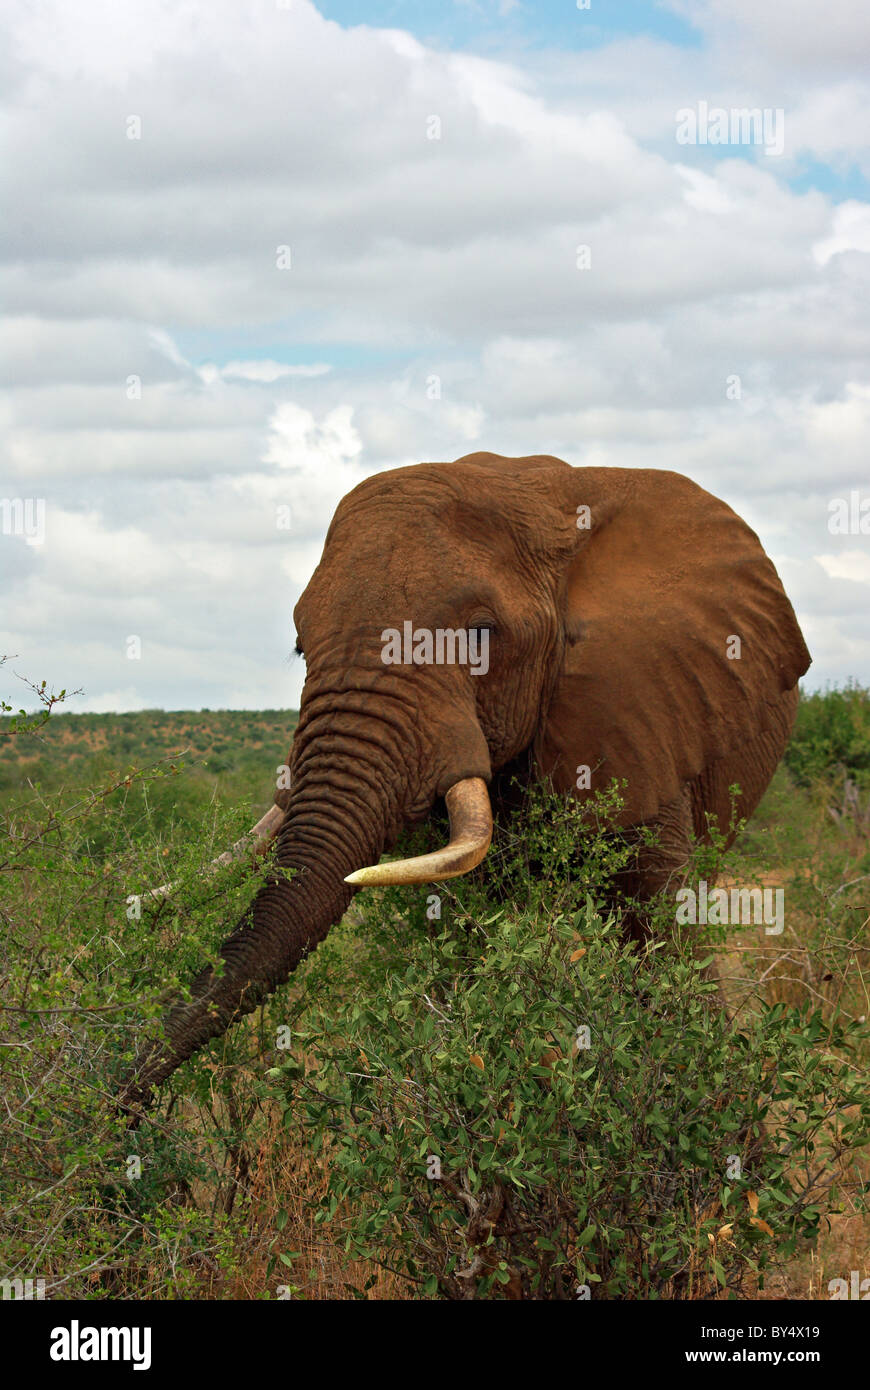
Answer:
0, 675, 867, 1300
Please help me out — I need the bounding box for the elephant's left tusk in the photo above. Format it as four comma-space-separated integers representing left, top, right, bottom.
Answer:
344, 776, 492, 887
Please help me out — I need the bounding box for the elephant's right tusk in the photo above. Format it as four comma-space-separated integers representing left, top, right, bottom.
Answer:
147, 801, 286, 900
344, 776, 492, 887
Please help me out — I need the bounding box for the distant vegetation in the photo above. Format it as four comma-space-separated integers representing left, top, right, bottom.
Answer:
0, 682, 867, 1300
785, 682, 870, 786
0, 707, 298, 840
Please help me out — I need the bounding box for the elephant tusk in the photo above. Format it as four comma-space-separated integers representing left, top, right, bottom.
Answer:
344, 776, 492, 887
147, 802, 286, 900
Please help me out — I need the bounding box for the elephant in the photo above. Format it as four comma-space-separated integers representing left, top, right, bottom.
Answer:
124, 451, 811, 1106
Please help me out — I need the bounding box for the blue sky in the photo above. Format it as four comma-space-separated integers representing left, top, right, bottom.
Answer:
317, 0, 702, 53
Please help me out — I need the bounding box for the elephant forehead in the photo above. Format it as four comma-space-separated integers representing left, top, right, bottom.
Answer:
327, 495, 509, 556
328, 459, 575, 548
301, 546, 506, 627
308, 510, 528, 606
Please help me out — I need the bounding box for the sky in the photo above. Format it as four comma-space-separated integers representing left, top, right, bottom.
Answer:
1, 0, 869, 713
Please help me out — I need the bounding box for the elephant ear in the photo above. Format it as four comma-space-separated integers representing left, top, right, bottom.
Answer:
535, 466, 811, 827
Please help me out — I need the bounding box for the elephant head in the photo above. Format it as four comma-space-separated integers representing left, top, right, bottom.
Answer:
125, 452, 810, 1103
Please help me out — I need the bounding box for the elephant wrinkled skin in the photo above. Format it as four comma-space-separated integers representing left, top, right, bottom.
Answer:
123, 452, 810, 1107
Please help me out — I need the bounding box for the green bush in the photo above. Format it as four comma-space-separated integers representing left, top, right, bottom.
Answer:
786, 683, 870, 785
0, 746, 282, 1297
275, 784, 869, 1299
2, 670, 867, 1301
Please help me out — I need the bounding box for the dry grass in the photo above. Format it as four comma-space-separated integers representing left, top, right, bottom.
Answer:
714, 814, 869, 1301
221, 1107, 408, 1300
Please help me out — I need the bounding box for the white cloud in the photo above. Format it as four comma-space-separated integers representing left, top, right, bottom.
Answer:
73, 688, 152, 714
666, 0, 870, 69
816, 552, 870, 586
1, 0, 868, 711
220, 360, 332, 382
674, 165, 735, 215
804, 382, 870, 470
262, 402, 363, 477
813, 201, 870, 264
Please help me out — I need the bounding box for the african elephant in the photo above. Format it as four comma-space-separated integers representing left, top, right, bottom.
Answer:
125, 452, 810, 1103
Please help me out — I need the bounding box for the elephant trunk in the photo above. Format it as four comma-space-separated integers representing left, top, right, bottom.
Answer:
121, 690, 492, 1112
121, 720, 399, 1109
